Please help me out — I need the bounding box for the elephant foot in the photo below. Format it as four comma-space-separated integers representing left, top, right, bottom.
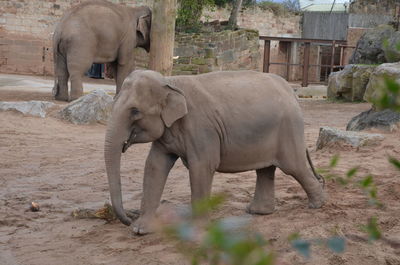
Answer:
131, 215, 154, 235
308, 190, 326, 209
54, 94, 69, 102
246, 201, 275, 215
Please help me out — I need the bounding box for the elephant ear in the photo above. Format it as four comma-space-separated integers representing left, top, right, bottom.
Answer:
137, 14, 150, 46
161, 85, 188, 128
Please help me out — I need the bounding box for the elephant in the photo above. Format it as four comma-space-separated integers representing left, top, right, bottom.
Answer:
104, 70, 326, 235
52, 0, 151, 101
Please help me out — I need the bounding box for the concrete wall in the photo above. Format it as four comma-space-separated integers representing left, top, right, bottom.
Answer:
0, 1, 301, 78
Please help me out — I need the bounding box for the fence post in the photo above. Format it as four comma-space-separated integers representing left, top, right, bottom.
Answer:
302, 42, 310, 87
286, 42, 291, 81
330, 40, 336, 75
263, 40, 271, 73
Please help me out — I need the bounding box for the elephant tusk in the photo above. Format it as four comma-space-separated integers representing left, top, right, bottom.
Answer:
122, 130, 137, 153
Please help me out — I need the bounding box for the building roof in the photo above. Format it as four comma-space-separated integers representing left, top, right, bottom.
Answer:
300, 0, 349, 12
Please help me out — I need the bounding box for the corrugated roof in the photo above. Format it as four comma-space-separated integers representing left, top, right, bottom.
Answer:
299, 0, 349, 11
302, 3, 348, 12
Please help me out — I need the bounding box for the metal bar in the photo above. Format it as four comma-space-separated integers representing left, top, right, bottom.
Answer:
330, 40, 336, 75
286, 42, 291, 81
263, 40, 270, 73
259, 36, 347, 44
302, 42, 310, 87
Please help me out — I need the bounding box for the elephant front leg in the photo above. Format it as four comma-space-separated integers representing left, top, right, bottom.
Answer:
189, 162, 216, 206
247, 166, 276, 215
132, 144, 177, 235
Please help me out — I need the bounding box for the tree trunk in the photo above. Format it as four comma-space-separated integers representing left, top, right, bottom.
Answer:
149, 0, 177, 76
228, 0, 243, 30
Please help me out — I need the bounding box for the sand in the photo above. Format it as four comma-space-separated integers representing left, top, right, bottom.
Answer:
1, 90, 399, 265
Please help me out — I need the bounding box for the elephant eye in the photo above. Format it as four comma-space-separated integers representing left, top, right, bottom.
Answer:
131, 107, 140, 116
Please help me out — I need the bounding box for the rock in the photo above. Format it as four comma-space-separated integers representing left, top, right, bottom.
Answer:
327, 64, 376, 101
347, 108, 400, 132
0, 101, 55, 118
316, 126, 384, 150
383, 31, 400, 62
59, 89, 113, 125
364, 62, 400, 108
349, 25, 395, 65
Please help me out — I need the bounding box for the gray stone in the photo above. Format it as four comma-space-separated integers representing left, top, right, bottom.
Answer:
327, 64, 376, 101
364, 62, 400, 107
59, 89, 113, 125
316, 126, 384, 150
349, 25, 395, 65
0, 100, 55, 118
347, 108, 400, 132
383, 31, 400, 62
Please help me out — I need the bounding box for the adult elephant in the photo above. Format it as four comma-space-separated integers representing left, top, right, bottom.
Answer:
52, 0, 151, 101
104, 70, 326, 235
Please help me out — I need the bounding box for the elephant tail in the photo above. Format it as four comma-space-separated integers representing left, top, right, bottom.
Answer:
52, 29, 67, 97
306, 149, 325, 188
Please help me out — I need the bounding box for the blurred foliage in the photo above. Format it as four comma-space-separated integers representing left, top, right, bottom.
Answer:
372, 76, 400, 112
164, 194, 275, 265
165, 195, 345, 264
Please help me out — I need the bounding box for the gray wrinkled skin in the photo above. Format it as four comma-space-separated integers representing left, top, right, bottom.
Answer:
104, 70, 326, 235
53, 0, 151, 101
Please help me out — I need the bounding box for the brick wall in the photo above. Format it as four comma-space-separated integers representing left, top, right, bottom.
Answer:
0, 0, 151, 76
0, 1, 301, 77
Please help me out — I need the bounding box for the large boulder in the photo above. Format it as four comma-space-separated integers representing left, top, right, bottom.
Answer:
347, 108, 400, 132
316, 126, 384, 150
327, 64, 376, 101
0, 101, 55, 118
349, 25, 395, 65
364, 62, 400, 107
59, 89, 113, 125
383, 31, 400, 62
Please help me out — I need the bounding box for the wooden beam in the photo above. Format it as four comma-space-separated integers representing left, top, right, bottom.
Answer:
286, 42, 291, 81
330, 40, 336, 75
263, 40, 271, 73
302, 42, 310, 87
259, 36, 347, 45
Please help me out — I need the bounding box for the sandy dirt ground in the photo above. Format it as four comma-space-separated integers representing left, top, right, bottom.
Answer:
1, 88, 400, 265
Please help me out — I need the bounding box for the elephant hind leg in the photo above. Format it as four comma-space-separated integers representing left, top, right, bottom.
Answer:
246, 166, 276, 215
67, 48, 93, 101
280, 157, 325, 209
53, 52, 69, 101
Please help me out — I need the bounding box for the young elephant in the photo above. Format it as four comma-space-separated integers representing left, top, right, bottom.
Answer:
104, 70, 326, 234
53, 0, 151, 101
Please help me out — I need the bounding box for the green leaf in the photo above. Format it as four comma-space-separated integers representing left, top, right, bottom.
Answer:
287, 232, 300, 242
192, 194, 225, 217
337, 177, 349, 186
327, 236, 346, 253
329, 155, 339, 168
291, 239, 311, 258
363, 217, 381, 241
346, 167, 358, 178
359, 175, 373, 188
253, 252, 275, 265
389, 157, 400, 170
384, 77, 400, 93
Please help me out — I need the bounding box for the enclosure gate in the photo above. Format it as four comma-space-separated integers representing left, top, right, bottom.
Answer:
259, 36, 352, 87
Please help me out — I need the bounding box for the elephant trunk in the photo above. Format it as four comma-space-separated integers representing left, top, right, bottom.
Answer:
104, 119, 132, 226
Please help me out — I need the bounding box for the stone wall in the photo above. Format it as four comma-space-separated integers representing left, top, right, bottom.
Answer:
349, 0, 398, 15
0, 0, 301, 77
173, 29, 260, 75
